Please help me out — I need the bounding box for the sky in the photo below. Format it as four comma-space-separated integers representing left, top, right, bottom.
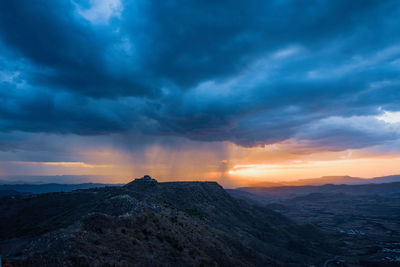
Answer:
1, 0, 400, 186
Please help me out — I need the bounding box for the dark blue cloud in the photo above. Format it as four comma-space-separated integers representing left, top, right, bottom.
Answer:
0, 0, 154, 98
0, 0, 400, 150
121, 0, 393, 87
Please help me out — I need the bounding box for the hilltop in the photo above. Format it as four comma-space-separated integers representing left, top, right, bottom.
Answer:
0, 176, 335, 266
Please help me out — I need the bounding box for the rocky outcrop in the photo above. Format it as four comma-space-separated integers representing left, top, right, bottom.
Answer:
124, 175, 159, 192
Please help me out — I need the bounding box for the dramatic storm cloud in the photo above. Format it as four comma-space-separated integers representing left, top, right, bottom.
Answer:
1, 0, 400, 183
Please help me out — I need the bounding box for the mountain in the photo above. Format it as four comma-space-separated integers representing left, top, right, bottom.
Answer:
369, 175, 400, 183
1, 174, 399, 195
230, 181, 400, 204
0, 189, 27, 197
245, 181, 285, 187
248, 174, 400, 187
0, 183, 121, 195
0, 175, 113, 184
283, 175, 365, 186
0, 176, 335, 266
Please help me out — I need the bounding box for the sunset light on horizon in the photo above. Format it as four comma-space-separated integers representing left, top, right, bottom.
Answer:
1, 0, 400, 188
2, 137, 400, 187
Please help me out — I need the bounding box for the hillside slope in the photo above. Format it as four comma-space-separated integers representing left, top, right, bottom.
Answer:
0, 176, 335, 266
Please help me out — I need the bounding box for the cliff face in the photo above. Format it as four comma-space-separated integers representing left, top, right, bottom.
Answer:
0, 176, 334, 266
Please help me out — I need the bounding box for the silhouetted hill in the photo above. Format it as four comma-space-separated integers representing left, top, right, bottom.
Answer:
0, 175, 113, 184
369, 175, 400, 183
0, 183, 120, 195
233, 181, 400, 201
0, 190, 27, 197
284, 175, 364, 186
287, 175, 400, 186
249, 174, 400, 187
0, 176, 335, 266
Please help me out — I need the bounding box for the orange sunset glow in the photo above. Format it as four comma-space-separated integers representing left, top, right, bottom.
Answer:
2, 138, 400, 187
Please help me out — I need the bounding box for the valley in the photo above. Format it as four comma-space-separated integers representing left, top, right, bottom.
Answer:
230, 183, 400, 265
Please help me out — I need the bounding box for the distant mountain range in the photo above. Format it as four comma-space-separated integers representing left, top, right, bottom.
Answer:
232, 181, 400, 201
0, 183, 122, 195
0, 175, 114, 184
248, 175, 400, 187
1, 174, 400, 197
0, 175, 123, 196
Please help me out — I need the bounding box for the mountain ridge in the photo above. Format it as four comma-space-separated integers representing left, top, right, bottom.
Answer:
246, 174, 400, 187
0, 176, 335, 266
